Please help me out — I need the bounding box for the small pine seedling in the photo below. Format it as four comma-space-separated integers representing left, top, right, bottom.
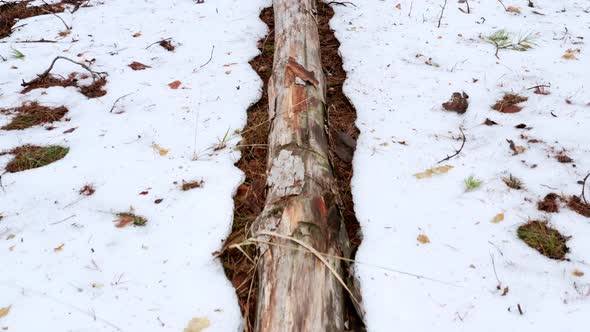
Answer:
10, 48, 25, 60
483, 29, 537, 58
464, 175, 483, 191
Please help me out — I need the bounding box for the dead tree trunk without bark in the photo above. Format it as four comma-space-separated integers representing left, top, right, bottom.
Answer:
251, 0, 354, 331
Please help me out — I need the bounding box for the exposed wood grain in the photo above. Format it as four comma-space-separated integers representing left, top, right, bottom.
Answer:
251, 0, 355, 331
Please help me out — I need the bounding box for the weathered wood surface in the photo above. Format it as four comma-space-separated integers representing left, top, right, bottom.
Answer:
251, 0, 353, 331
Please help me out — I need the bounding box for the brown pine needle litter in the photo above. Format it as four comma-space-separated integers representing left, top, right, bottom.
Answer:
1, 102, 68, 130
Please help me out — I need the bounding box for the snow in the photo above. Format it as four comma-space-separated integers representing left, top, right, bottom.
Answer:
0, 0, 267, 331
330, 0, 590, 331
2, 0, 590, 331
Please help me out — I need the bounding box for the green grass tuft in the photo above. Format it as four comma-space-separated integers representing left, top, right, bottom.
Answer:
517, 220, 569, 260
5, 145, 69, 173
464, 175, 483, 191
10, 48, 25, 60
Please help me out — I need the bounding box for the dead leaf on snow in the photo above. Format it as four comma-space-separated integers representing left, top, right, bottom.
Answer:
53, 243, 65, 252
151, 143, 169, 156
417, 234, 430, 244
414, 165, 453, 179
562, 49, 580, 60
507, 139, 526, 155
129, 61, 151, 71
506, 6, 521, 13
0, 305, 11, 319
168, 80, 182, 89
184, 317, 210, 332
491, 213, 505, 223
132, 32, 142, 38
572, 269, 584, 277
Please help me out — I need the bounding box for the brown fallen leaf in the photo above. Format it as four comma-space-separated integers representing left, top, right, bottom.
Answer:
414, 165, 453, 179
491, 213, 505, 223
184, 317, 210, 332
132, 32, 142, 38
0, 305, 11, 319
502, 286, 510, 296
417, 234, 430, 244
151, 143, 169, 156
113, 215, 134, 228
506, 6, 521, 13
395, 3, 401, 10
562, 49, 580, 60
63, 127, 77, 134
484, 118, 498, 126
53, 243, 65, 252
129, 61, 151, 71
442, 92, 469, 114
507, 139, 526, 155
168, 80, 182, 89
139, 191, 149, 195
572, 269, 584, 277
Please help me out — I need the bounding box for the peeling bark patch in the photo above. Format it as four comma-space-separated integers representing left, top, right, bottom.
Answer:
268, 150, 305, 196
286, 57, 320, 87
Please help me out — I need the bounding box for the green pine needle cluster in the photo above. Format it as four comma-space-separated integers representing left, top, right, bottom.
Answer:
483, 29, 538, 58
464, 175, 483, 191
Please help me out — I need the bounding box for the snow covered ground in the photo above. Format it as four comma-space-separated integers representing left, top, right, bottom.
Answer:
1, 0, 266, 331
331, 1, 590, 331
2, 0, 590, 331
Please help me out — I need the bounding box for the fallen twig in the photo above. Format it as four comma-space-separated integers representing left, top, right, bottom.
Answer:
459, 0, 470, 14
145, 38, 171, 50
109, 93, 134, 113
437, 127, 466, 163
21, 56, 106, 87
40, 0, 71, 31
0, 39, 57, 44
581, 172, 589, 205
497, 0, 507, 11
437, 0, 448, 28
326, 1, 357, 7
199, 45, 215, 68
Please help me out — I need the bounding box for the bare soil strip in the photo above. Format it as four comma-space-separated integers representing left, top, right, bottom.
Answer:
220, 2, 363, 330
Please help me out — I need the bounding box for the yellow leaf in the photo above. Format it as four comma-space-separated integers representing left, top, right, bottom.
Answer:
151, 143, 169, 156
414, 165, 453, 179
0, 305, 11, 319
491, 213, 505, 223
54, 243, 65, 252
184, 317, 210, 332
417, 234, 430, 244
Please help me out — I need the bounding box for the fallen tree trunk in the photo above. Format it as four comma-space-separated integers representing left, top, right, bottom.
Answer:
251, 0, 354, 330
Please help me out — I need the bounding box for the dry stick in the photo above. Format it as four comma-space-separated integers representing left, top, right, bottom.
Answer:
490, 253, 502, 288
0, 39, 57, 44
326, 1, 357, 7
581, 172, 589, 205
21, 56, 106, 86
199, 45, 215, 68
236, 237, 460, 288
437, 127, 466, 163
109, 93, 134, 113
459, 0, 470, 14
497, 0, 507, 11
437, 0, 448, 28
145, 38, 171, 50
40, 0, 71, 30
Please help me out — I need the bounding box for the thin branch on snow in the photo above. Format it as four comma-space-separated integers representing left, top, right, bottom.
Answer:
437, 127, 466, 163
110, 93, 134, 113
496, 0, 508, 11
459, 0, 470, 14
21, 56, 106, 87
437, 0, 448, 28
199, 45, 215, 68
40, 0, 71, 31
326, 1, 357, 7
581, 172, 589, 205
